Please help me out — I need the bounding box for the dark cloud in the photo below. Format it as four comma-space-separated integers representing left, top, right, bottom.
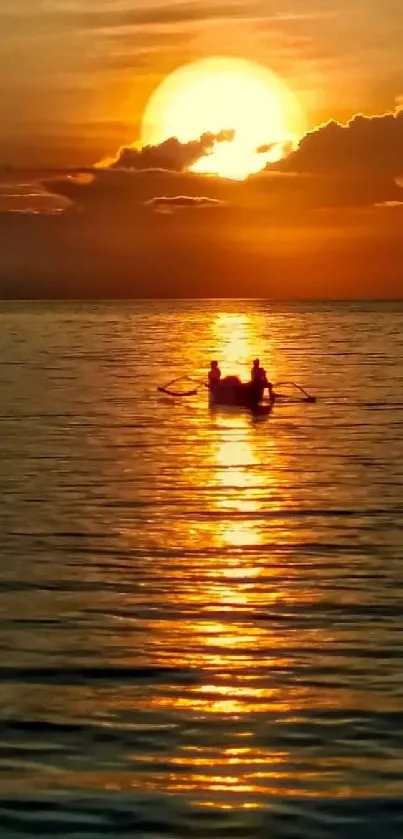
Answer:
32, 104, 403, 225
256, 144, 273, 155
0, 179, 72, 214
110, 131, 235, 172
145, 195, 225, 212
42, 167, 237, 216
257, 140, 294, 157
2, 95, 403, 299
44, 162, 403, 219
276, 109, 403, 176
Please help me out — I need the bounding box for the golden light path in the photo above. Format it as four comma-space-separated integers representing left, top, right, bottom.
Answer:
207, 311, 279, 568
59, 311, 345, 811
131, 312, 294, 808
141, 57, 307, 179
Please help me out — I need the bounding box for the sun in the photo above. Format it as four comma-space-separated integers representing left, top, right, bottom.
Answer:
141, 56, 307, 180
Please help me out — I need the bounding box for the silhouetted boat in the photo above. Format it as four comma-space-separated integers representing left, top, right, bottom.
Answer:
157, 375, 316, 413
209, 376, 270, 414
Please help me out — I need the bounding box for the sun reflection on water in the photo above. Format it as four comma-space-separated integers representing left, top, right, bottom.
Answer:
211, 312, 277, 384
105, 310, 302, 808
135, 311, 292, 806
5, 304, 399, 816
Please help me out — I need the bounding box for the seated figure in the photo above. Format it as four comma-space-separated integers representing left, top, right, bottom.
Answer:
251, 358, 274, 401
208, 360, 221, 392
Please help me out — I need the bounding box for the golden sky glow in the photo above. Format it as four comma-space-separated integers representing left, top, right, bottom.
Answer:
1, 1, 403, 297
141, 57, 307, 179
1, 0, 401, 169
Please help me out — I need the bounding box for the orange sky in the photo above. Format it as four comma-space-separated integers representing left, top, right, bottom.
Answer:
0, 0, 402, 298
1, 0, 402, 166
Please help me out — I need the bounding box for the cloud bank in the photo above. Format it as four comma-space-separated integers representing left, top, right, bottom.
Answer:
276, 109, 403, 177
1, 106, 403, 299
145, 195, 225, 212
41, 106, 403, 217
109, 131, 235, 172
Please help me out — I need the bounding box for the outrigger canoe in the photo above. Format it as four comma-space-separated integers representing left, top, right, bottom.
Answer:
208, 375, 270, 414
158, 375, 316, 413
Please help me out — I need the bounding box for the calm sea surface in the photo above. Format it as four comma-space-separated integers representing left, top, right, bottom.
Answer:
0, 300, 403, 838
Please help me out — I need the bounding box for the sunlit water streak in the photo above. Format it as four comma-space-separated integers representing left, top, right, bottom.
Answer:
0, 300, 403, 838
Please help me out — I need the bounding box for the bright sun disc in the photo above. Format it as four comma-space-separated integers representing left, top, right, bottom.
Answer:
141, 57, 306, 180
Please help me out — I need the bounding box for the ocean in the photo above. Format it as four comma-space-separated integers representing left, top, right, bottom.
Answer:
1, 299, 403, 838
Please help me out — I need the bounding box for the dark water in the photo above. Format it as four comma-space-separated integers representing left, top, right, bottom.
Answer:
1, 300, 403, 838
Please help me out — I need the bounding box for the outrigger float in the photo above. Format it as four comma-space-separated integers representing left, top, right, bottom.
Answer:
158, 374, 317, 414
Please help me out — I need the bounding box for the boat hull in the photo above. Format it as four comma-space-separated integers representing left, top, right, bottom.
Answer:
209, 377, 269, 414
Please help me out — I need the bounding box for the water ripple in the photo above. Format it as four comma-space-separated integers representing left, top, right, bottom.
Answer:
1, 300, 403, 837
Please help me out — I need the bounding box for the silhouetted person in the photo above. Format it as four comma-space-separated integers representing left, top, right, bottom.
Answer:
208, 360, 221, 392
251, 358, 275, 401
